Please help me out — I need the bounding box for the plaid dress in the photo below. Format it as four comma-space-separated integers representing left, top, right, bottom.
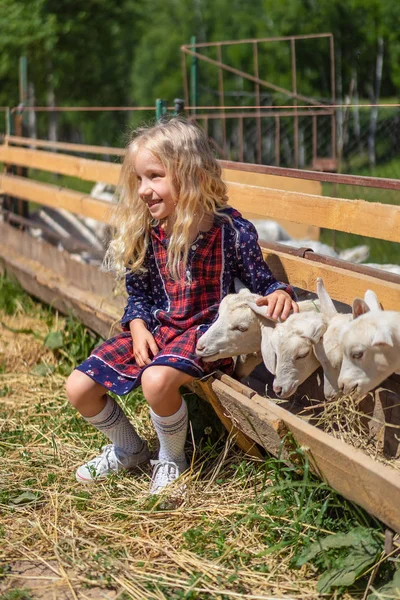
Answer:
76, 208, 291, 395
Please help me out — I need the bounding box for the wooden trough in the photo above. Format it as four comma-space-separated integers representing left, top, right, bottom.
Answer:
1, 136, 400, 533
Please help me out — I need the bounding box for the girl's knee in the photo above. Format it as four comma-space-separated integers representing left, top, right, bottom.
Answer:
65, 370, 102, 409
141, 367, 171, 399
141, 366, 187, 400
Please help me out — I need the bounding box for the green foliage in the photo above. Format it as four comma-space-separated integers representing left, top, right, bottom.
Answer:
0, 272, 34, 315
295, 527, 382, 593
0, 590, 34, 600
1, 0, 400, 146
368, 568, 400, 599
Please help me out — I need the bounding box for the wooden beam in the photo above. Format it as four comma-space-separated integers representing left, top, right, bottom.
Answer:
5, 135, 124, 156
0, 146, 120, 185
1, 175, 398, 309
222, 167, 321, 240
212, 376, 400, 533
0, 174, 111, 223
227, 181, 400, 243
191, 379, 263, 459
260, 246, 400, 310
0, 241, 122, 340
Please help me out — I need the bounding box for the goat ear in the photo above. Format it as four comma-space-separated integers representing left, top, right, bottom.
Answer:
234, 278, 250, 293
352, 298, 370, 319
316, 277, 337, 317
246, 301, 278, 322
261, 331, 277, 375
364, 289, 382, 311
372, 327, 394, 347
300, 318, 328, 343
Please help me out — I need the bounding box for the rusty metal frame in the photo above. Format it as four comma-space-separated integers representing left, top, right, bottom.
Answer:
181, 34, 336, 168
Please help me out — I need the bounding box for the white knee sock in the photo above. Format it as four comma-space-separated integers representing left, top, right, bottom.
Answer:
150, 398, 188, 463
85, 395, 144, 455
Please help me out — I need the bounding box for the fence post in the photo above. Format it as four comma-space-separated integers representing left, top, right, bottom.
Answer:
190, 35, 197, 115
173, 98, 184, 116
156, 99, 168, 121
12, 104, 29, 220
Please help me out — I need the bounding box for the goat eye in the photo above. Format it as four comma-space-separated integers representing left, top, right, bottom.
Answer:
295, 350, 310, 360
231, 324, 248, 332
351, 350, 364, 360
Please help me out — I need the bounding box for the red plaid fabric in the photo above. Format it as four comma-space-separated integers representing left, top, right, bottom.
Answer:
89, 222, 233, 382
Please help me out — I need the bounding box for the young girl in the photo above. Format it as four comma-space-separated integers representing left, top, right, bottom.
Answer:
66, 117, 298, 495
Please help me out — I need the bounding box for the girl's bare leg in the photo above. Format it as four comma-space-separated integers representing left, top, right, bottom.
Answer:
66, 369, 108, 417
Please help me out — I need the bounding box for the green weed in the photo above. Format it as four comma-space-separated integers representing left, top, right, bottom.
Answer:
0, 273, 34, 315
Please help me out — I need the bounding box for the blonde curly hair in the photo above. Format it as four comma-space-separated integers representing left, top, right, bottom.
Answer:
104, 117, 230, 281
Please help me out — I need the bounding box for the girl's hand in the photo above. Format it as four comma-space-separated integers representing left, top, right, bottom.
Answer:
129, 319, 159, 367
255, 290, 299, 321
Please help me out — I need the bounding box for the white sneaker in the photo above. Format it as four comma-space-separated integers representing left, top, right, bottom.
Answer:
149, 458, 188, 495
76, 442, 151, 483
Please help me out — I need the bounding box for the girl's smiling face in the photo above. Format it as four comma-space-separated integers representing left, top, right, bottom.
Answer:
134, 147, 175, 220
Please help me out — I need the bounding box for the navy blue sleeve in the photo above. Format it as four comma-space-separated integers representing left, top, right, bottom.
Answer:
120, 264, 154, 331
234, 217, 294, 297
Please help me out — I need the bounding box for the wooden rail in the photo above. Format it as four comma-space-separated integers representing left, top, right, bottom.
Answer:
4, 135, 124, 156
0, 174, 112, 222
0, 146, 120, 186
228, 181, 400, 243
2, 145, 400, 242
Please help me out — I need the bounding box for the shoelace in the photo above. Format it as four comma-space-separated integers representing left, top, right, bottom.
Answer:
89, 445, 117, 474
150, 459, 180, 488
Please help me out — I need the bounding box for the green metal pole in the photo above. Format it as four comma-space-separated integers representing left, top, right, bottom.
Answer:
5, 107, 13, 136
190, 36, 197, 115
155, 99, 168, 121
19, 56, 28, 127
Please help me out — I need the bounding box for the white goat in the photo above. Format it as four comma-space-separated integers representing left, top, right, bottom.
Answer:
251, 220, 370, 262
261, 279, 381, 400
279, 239, 370, 263
195, 281, 319, 382
251, 219, 292, 242
338, 300, 400, 397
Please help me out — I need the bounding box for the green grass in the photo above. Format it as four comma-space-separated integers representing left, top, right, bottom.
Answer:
26, 168, 94, 194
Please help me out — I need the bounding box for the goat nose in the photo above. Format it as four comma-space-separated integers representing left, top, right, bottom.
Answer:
274, 386, 282, 396
196, 341, 204, 351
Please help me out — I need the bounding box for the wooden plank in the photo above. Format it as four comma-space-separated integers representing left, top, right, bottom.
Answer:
0, 146, 120, 185
0, 221, 123, 303
191, 379, 263, 459
260, 246, 400, 311
212, 377, 400, 533
0, 174, 111, 223
222, 167, 321, 240
5, 135, 124, 156
227, 181, 400, 243
0, 222, 124, 340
